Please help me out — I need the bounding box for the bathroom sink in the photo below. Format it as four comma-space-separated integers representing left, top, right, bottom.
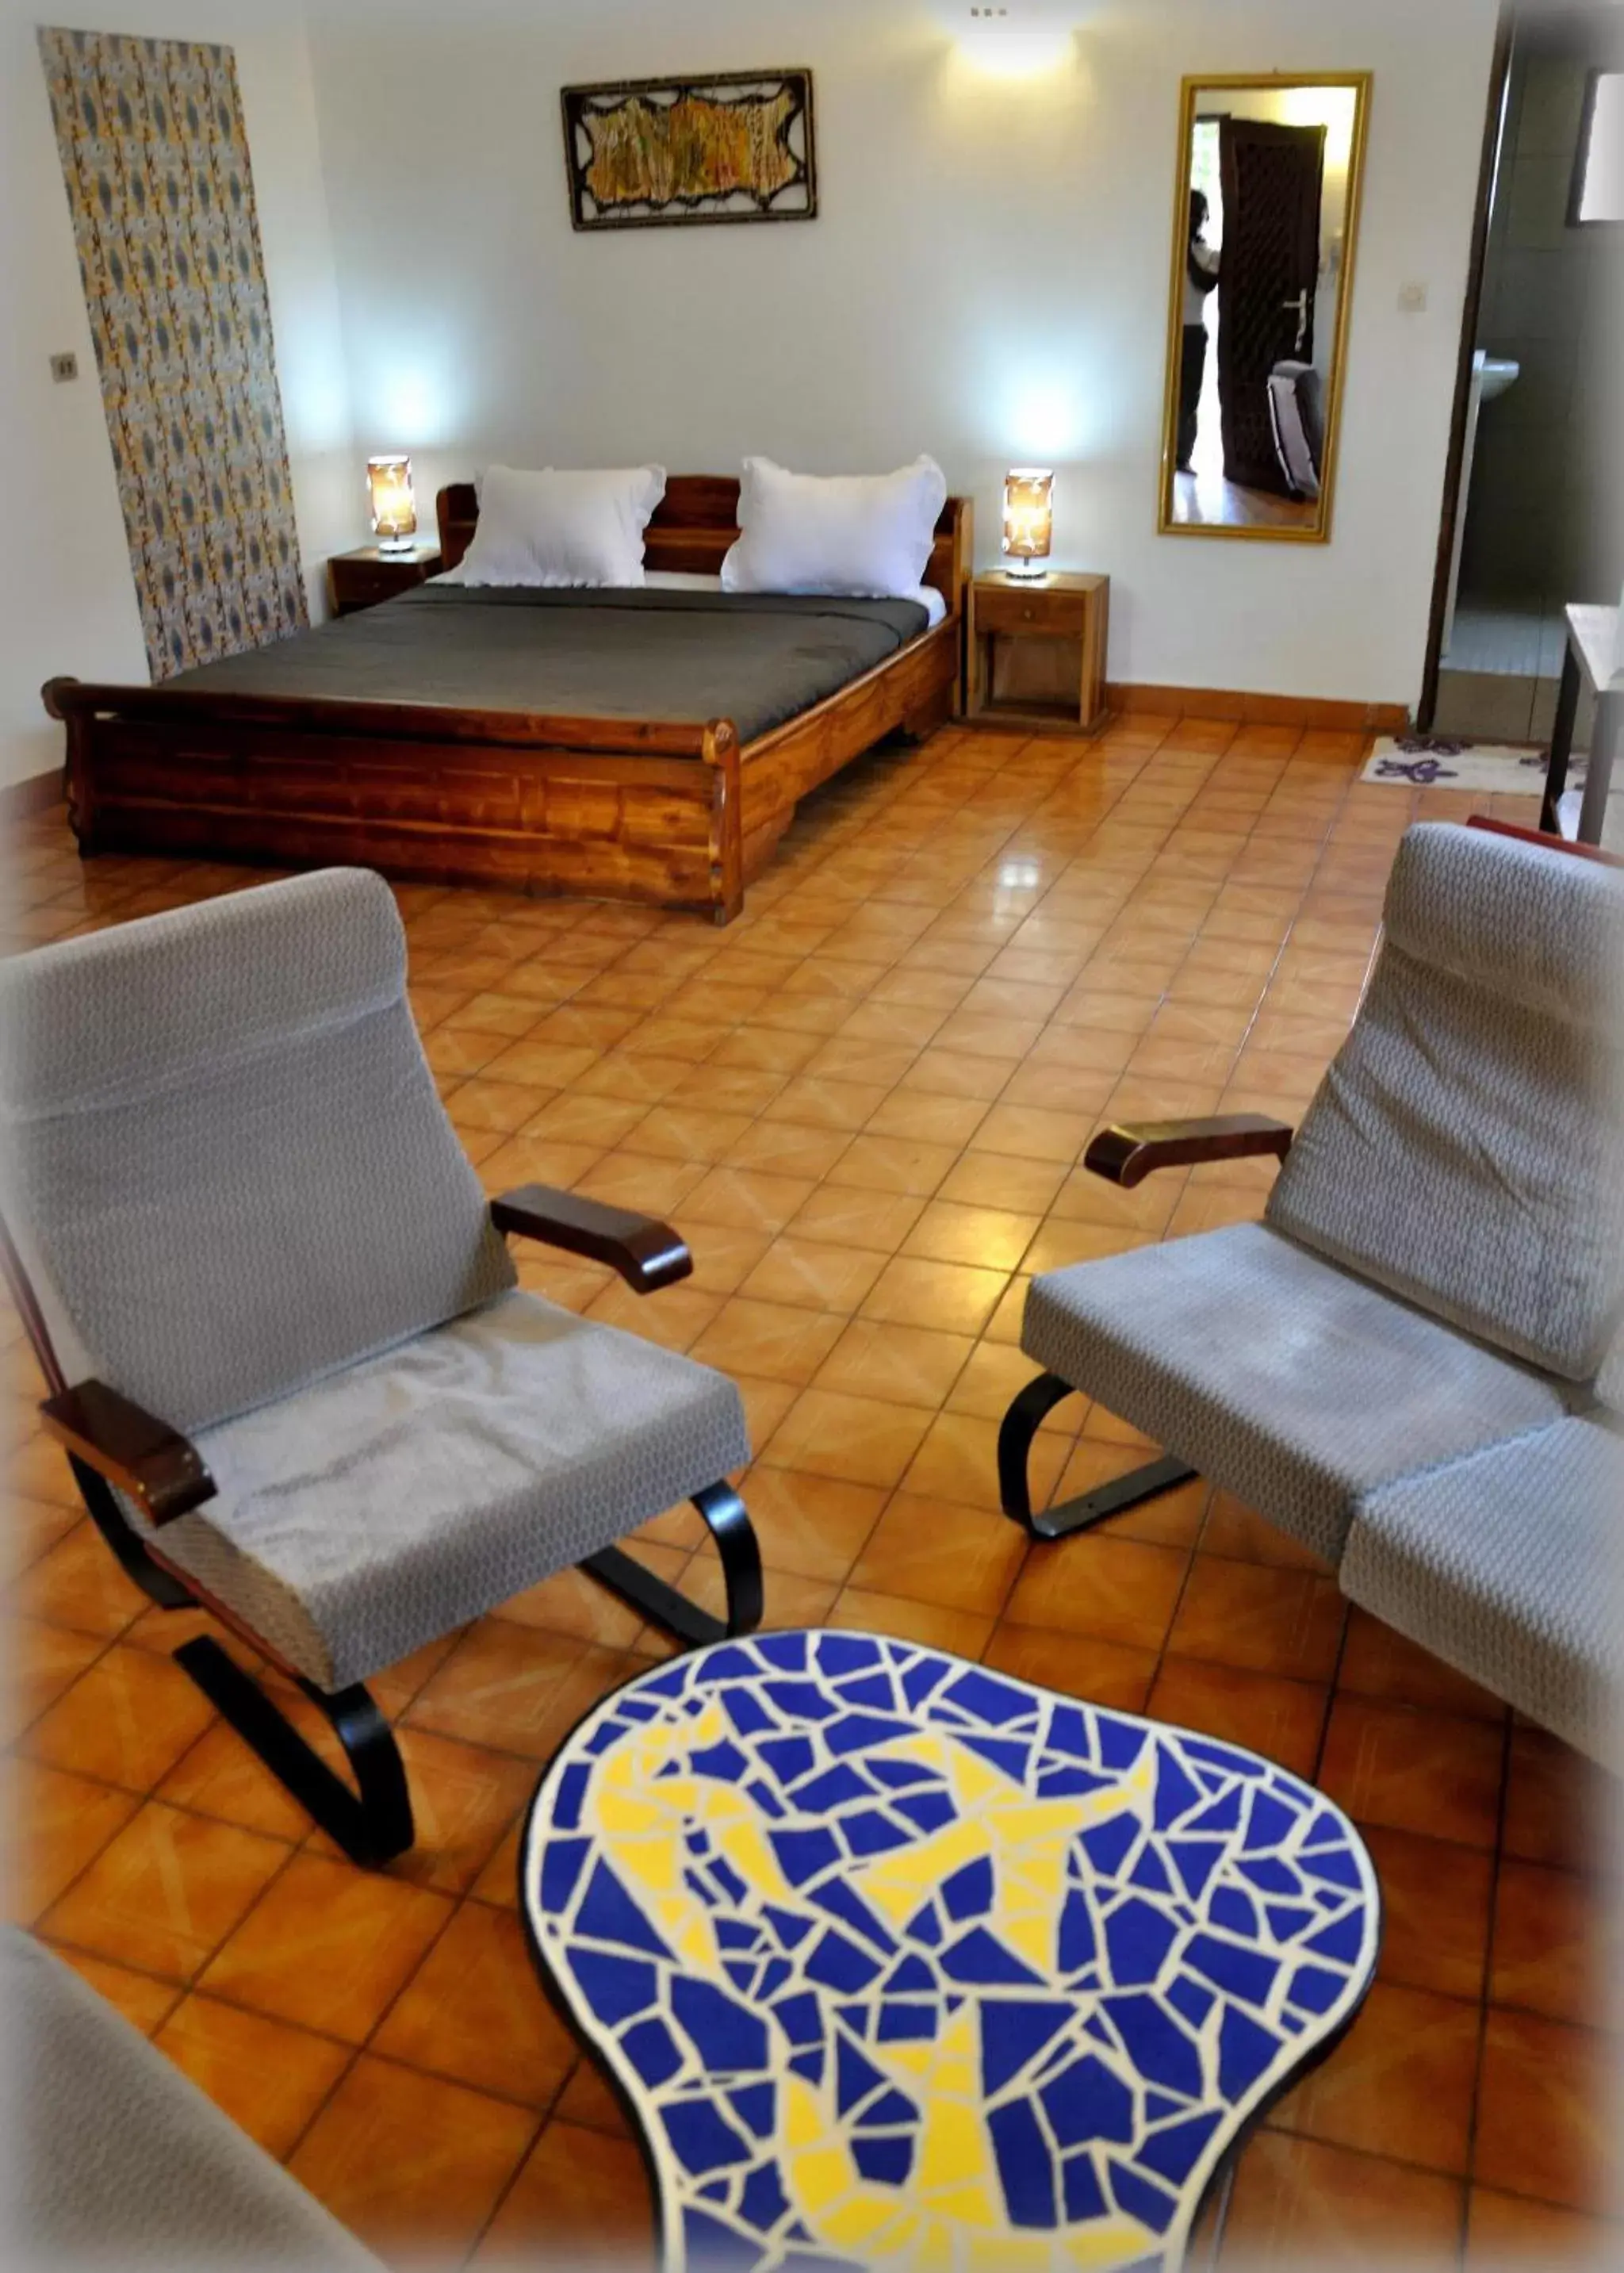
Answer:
1477, 351, 1520, 402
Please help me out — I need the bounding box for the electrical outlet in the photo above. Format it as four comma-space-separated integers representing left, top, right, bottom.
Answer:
49, 351, 79, 382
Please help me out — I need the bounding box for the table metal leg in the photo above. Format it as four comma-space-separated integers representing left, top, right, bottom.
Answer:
1576, 689, 1618, 848
1541, 645, 1581, 834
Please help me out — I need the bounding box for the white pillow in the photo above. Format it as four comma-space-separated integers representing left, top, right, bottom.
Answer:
721, 455, 948, 600
457, 463, 666, 588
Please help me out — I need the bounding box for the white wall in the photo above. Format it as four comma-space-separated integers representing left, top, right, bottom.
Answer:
0, 0, 354, 788
306, 0, 1500, 707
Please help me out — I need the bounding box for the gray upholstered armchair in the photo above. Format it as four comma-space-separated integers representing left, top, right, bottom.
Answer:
8, 1927, 377, 2265
999, 820, 1624, 1579
0, 869, 761, 1866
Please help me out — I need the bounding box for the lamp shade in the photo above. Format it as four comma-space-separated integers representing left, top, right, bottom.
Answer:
366, 454, 416, 549
1002, 469, 1054, 569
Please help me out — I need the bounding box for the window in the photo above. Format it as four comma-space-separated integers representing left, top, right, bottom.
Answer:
1571, 67, 1624, 225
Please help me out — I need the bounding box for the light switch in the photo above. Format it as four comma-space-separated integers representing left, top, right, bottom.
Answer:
1397, 283, 1428, 314
49, 351, 79, 382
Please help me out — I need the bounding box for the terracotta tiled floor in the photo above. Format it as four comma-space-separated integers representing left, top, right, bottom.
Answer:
4, 718, 1620, 2268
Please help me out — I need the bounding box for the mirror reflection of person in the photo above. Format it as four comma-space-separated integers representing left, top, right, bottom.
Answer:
1178, 189, 1220, 474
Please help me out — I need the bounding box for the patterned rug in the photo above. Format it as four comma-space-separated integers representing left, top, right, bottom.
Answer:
1362, 734, 1577, 792
523, 1631, 1381, 2271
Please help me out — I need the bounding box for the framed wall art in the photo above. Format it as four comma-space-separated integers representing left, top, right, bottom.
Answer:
561, 69, 817, 231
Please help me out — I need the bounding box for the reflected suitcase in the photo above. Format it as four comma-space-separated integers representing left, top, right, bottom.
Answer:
1268, 361, 1324, 500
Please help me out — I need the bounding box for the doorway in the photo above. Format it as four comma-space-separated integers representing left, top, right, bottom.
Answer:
1420, 7, 1623, 741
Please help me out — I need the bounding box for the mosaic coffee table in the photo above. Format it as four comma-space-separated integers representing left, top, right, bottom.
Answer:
522, 1632, 1381, 2271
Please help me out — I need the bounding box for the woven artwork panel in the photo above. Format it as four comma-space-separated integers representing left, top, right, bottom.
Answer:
38, 28, 308, 679
524, 1632, 1381, 2271
561, 71, 818, 231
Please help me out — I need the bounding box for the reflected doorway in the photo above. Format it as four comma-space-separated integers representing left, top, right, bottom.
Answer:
1170, 121, 1320, 531
1160, 75, 1372, 543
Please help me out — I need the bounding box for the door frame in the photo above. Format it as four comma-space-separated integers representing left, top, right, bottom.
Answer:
1416, 13, 1516, 730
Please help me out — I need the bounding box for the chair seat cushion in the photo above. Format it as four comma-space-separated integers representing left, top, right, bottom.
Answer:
134, 1290, 750, 1691
1022, 1224, 1568, 1562
1342, 1420, 1623, 1769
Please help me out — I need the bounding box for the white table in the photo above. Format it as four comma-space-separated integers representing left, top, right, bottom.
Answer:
1541, 604, 1622, 846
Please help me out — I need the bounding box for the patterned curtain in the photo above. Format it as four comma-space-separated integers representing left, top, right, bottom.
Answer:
37, 29, 308, 680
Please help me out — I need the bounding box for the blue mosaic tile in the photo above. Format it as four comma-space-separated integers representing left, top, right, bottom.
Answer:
524, 1633, 1379, 2269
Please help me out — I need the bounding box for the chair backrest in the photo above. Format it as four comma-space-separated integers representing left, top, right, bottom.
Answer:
6, 1928, 379, 2263
1266, 822, 1624, 1382
0, 869, 513, 1434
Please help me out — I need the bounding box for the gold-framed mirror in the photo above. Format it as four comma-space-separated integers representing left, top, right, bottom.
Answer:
1158, 72, 1372, 542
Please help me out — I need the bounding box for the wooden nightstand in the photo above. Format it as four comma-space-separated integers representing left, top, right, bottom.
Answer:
968, 570, 1109, 734
327, 540, 443, 618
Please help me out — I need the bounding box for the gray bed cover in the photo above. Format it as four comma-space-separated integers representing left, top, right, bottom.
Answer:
163, 583, 933, 746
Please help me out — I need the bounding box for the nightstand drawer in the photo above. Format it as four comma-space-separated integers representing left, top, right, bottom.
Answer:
975, 586, 1090, 639
334, 563, 404, 609
327, 544, 442, 618
333, 566, 409, 612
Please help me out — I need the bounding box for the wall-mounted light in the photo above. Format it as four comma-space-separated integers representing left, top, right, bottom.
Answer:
366, 454, 417, 552
1002, 469, 1055, 578
953, 2, 1076, 78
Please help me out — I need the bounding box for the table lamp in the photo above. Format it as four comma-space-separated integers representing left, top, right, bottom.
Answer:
366, 454, 417, 553
1002, 468, 1054, 579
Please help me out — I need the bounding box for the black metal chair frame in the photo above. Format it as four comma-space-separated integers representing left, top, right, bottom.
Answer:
7, 1189, 764, 1871
998, 1373, 1197, 1542
995, 1113, 1296, 1545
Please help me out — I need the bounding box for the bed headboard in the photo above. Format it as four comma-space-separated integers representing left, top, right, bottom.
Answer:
435, 477, 974, 615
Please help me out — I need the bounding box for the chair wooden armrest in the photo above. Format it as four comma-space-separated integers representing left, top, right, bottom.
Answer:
1085, 1114, 1296, 1188
491, 1184, 693, 1294
40, 1380, 216, 1526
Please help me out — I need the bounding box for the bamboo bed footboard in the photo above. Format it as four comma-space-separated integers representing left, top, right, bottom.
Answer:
42, 480, 971, 924
44, 679, 747, 921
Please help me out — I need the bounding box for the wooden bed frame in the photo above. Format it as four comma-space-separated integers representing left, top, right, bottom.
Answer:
44, 476, 972, 923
